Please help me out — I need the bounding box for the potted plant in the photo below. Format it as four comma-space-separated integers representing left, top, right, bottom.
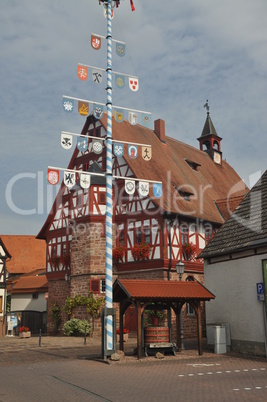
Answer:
19, 326, 31, 338
182, 242, 196, 261
145, 310, 166, 327
131, 243, 151, 261
112, 246, 126, 262
116, 328, 129, 342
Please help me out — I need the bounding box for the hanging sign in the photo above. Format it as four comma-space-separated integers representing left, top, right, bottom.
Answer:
115, 74, 125, 89
64, 171, 76, 189
129, 77, 139, 92
77, 136, 88, 152
93, 104, 104, 119
114, 108, 124, 123
62, 97, 74, 113
116, 42, 126, 57
47, 168, 59, 185
61, 133, 73, 150
78, 101, 89, 116
77, 65, 88, 81
141, 113, 151, 128
125, 180, 135, 195
92, 139, 103, 154
142, 146, 152, 161
153, 183, 163, 198
138, 181, 149, 197
92, 68, 103, 84
128, 144, 138, 159
113, 142, 124, 157
91, 34, 101, 50
128, 111, 138, 125
80, 173, 91, 189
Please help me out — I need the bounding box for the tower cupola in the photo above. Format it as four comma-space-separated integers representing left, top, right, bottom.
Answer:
197, 101, 222, 165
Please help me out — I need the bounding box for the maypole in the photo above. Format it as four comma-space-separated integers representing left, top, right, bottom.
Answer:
104, 0, 114, 352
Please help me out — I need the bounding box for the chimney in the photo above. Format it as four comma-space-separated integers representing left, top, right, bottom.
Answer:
154, 119, 165, 143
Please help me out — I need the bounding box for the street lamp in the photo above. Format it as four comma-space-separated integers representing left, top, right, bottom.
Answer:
64, 272, 70, 282
176, 260, 185, 281
175, 260, 185, 349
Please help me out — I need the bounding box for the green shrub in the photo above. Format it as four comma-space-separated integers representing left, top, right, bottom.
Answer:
63, 319, 91, 337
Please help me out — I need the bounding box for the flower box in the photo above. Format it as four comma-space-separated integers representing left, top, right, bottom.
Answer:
131, 243, 151, 261
19, 331, 31, 338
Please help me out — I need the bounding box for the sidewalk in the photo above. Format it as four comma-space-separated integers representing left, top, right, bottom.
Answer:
0, 334, 234, 366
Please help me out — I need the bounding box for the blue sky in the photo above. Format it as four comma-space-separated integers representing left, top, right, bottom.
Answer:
1, 0, 267, 235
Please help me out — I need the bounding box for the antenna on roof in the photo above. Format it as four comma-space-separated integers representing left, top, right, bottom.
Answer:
203, 100, 210, 114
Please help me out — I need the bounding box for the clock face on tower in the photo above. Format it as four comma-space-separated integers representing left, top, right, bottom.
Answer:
213, 151, 222, 165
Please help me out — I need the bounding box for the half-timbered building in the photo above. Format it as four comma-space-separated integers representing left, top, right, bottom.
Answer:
37, 111, 247, 336
0, 238, 11, 337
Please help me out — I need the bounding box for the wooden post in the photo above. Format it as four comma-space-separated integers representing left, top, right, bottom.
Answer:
119, 301, 124, 352
137, 301, 142, 359
176, 304, 181, 352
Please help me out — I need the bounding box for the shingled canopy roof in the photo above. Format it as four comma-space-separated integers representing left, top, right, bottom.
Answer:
200, 170, 267, 259
113, 278, 215, 358
113, 279, 215, 302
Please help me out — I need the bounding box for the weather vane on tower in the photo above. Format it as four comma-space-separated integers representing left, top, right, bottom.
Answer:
203, 100, 210, 114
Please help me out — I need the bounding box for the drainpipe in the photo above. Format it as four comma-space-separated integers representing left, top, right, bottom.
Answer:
167, 219, 173, 281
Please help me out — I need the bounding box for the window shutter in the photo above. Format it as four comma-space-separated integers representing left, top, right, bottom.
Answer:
90, 278, 100, 294
99, 193, 106, 205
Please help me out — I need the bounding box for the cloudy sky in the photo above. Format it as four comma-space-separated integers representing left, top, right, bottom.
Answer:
1, 0, 267, 235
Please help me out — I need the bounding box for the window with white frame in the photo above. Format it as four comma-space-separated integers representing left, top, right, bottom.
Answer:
100, 279, 106, 293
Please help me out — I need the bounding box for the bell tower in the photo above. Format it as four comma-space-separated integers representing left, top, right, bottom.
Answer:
197, 101, 222, 165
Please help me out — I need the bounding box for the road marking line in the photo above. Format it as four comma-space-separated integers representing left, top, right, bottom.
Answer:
252, 369, 258, 371
233, 389, 240, 391
255, 387, 262, 390
234, 370, 240, 372
226, 371, 231, 373
244, 388, 251, 390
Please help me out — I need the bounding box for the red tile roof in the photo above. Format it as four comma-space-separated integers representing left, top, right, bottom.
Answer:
1, 235, 46, 274
8, 268, 48, 294
114, 279, 215, 301
215, 195, 246, 222
10, 274, 48, 294
101, 115, 247, 223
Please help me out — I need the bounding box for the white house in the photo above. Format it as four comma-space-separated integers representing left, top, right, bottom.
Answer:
200, 170, 267, 357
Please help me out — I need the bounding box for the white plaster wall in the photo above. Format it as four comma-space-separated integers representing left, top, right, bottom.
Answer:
205, 253, 267, 343
11, 293, 47, 312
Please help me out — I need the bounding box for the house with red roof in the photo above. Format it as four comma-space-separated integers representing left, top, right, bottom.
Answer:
37, 111, 247, 337
0, 235, 47, 335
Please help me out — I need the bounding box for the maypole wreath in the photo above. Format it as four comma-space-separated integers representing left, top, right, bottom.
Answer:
99, 0, 135, 11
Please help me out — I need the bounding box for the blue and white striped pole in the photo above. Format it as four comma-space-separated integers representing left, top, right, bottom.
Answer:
105, 0, 114, 351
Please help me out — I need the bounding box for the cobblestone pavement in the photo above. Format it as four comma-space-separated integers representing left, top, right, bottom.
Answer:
0, 336, 267, 402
